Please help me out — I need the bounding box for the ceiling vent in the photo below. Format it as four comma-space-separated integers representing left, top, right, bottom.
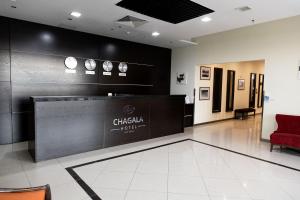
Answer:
116, 15, 148, 28
235, 6, 252, 12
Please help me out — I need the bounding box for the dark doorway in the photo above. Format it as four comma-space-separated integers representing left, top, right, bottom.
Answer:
226, 70, 235, 112
257, 74, 264, 108
249, 73, 257, 108
212, 68, 223, 113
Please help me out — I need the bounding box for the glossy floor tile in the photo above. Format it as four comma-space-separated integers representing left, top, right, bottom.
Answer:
188, 115, 300, 169
0, 115, 299, 200
72, 139, 299, 200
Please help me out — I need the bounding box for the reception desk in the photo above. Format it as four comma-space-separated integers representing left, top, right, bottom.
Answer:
29, 95, 185, 162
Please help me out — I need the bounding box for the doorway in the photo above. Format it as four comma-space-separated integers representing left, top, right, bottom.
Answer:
249, 73, 257, 108
194, 59, 265, 138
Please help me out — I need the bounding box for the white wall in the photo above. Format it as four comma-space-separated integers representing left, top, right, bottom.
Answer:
194, 61, 265, 124
171, 15, 300, 140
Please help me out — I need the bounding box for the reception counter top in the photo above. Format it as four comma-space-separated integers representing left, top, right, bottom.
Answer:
31, 95, 185, 102
29, 95, 185, 161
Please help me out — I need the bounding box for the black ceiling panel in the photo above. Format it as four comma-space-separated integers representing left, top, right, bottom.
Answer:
116, 0, 214, 24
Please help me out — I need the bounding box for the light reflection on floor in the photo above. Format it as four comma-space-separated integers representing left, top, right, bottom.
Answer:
0, 115, 299, 200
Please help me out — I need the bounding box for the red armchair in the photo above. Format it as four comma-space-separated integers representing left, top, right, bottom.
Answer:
270, 114, 300, 152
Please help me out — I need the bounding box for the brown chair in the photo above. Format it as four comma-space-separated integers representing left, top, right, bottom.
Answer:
0, 184, 51, 200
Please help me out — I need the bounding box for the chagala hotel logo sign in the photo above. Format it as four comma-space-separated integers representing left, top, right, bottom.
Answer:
111, 105, 146, 134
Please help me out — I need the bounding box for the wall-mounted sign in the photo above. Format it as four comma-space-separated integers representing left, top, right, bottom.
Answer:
176, 72, 187, 85
103, 61, 113, 76
118, 62, 128, 77
107, 104, 148, 135
85, 59, 96, 75
64, 57, 77, 73
104, 102, 150, 147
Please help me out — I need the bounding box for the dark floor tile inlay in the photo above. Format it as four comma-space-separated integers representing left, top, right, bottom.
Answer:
66, 139, 300, 200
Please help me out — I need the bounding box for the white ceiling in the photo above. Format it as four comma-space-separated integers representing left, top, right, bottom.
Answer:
1, 0, 300, 48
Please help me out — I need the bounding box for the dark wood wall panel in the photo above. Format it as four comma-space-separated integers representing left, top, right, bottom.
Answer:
99, 39, 147, 63
11, 53, 154, 85
0, 82, 11, 113
0, 17, 11, 144
151, 50, 171, 94
0, 16, 172, 144
12, 83, 153, 113
10, 20, 99, 58
9, 19, 169, 65
12, 112, 32, 143
0, 50, 10, 81
0, 113, 12, 144
12, 83, 103, 112
11, 52, 99, 84
100, 64, 154, 85
0, 18, 9, 50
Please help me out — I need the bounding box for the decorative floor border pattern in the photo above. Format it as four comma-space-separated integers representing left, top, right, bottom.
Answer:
66, 139, 300, 200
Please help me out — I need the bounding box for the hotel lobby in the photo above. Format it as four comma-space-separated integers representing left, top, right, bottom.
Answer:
0, 0, 300, 200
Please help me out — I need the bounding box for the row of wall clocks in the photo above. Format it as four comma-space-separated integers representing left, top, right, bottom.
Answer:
64, 57, 128, 73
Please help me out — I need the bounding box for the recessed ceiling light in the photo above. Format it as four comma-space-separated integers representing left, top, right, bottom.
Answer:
70, 11, 82, 18
152, 32, 160, 37
201, 16, 212, 22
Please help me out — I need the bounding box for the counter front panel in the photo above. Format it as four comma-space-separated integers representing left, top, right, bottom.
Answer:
29, 95, 185, 161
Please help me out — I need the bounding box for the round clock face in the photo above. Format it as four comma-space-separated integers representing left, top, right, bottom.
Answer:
118, 62, 128, 73
64, 57, 77, 69
103, 61, 113, 72
85, 59, 97, 71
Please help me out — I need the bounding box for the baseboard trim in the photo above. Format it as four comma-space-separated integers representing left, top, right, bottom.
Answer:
193, 113, 262, 126
193, 117, 234, 126
261, 138, 270, 142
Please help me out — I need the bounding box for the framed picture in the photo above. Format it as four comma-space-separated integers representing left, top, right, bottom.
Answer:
176, 73, 187, 85
238, 79, 245, 90
199, 87, 210, 100
200, 66, 211, 80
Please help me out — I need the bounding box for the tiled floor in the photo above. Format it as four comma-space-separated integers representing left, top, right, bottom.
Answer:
187, 115, 300, 169
0, 115, 300, 200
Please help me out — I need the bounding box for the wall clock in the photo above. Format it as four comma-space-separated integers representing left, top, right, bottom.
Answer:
64, 57, 77, 69
85, 59, 97, 71
103, 61, 113, 72
118, 62, 128, 73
